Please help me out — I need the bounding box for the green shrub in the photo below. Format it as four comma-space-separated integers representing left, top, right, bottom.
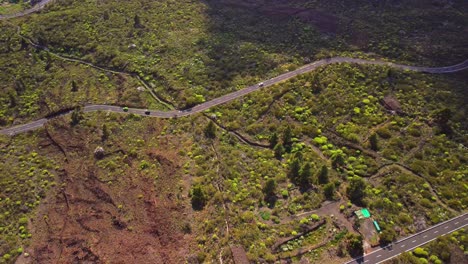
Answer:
413, 247, 429, 258
377, 127, 392, 139
310, 214, 320, 221
260, 211, 271, 221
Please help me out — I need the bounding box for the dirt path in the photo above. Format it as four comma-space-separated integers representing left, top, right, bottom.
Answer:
289, 199, 357, 235
362, 118, 392, 143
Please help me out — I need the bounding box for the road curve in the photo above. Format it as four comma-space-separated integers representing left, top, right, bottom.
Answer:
343, 212, 468, 264
0, 0, 53, 20
1, 57, 467, 136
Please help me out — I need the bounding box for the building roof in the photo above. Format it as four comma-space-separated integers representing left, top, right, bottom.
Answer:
355, 208, 371, 219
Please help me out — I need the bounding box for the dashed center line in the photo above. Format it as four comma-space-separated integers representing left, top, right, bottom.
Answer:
423, 235, 428, 238
401, 245, 405, 248
377, 255, 382, 258
364, 260, 369, 263
434, 231, 439, 234
444, 226, 449, 229
412, 240, 417, 243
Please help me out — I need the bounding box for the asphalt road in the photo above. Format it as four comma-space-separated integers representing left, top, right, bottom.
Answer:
0, 0, 53, 20
1, 57, 467, 136
2, 3, 468, 263
344, 212, 468, 264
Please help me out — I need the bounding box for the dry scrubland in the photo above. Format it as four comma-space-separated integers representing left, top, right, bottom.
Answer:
1, 0, 467, 263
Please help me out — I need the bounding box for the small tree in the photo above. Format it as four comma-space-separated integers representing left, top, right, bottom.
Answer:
269, 132, 278, 148
299, 162, 312, 188
282, 126, 293, 152
346, 234, 364, 257
288, 158, 301, 182
311, 74, 322, 94
369, 133, 378, 151
273, 143, 284, 160
70, 107, 84, 126
332, 154, 345, 168
263, 179, 276, 197
204, 121, 216, 139
347, 176, 367, 205
379, 229, 397, 245
324, 182, 335, 200
318, 165, 329, 184
8, 91, 16, 107
191, 186, 207, 210
102, 124, 110, 141
71, 80, 78, 92
133, 14, 142, 28
432, 108, 452, 134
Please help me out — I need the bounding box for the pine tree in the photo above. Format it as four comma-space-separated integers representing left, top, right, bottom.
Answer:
318, 165, 329, 184
324, 182, 335, 200
369, 133, 378, 151
269, 132, 278, 148
263, 179, 276, 197
288, 158, 301, 182
273, 143, 284, 160
282, 126, 293, 152
204, 121, 216, 139
70, 107, 84, 126
71, 80, 78, 92
133, 14, 142, 28
191, 186, 207, 210
102, 124, 110, 141
299, 162, 312, 188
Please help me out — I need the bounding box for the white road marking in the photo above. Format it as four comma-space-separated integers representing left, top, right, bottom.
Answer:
434, 231, 439, 234
412, 240, 417, 243
423, 235, 428, 238
401, 245, 405, 248
377, 255, 382, 258
444, 226, 449, 229
364, 260, 369, 263
455, 222, 459, 224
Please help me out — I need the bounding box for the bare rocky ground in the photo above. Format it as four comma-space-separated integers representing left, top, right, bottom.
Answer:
15, 118, 194, 264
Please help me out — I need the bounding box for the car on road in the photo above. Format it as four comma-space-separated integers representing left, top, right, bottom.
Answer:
123, 106, 129, 112
259, 82, 264, 87
145, 109, 150, 115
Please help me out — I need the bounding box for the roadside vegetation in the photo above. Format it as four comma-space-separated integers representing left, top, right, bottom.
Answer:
389, 229, 467, 264
0, 0, 467, 263
0, 0, 28, 16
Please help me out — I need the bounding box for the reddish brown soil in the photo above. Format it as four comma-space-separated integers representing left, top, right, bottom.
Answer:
19, 121, 193, 264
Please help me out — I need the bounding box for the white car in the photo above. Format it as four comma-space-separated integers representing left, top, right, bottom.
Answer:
259, 82, 264, 87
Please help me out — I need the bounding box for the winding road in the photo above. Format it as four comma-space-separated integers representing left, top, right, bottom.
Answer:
0, 0, 53, 20
2, 2, 468, 264
1, 57, 467, 136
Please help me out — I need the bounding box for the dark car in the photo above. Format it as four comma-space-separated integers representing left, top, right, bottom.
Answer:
145, 109, 150, 115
